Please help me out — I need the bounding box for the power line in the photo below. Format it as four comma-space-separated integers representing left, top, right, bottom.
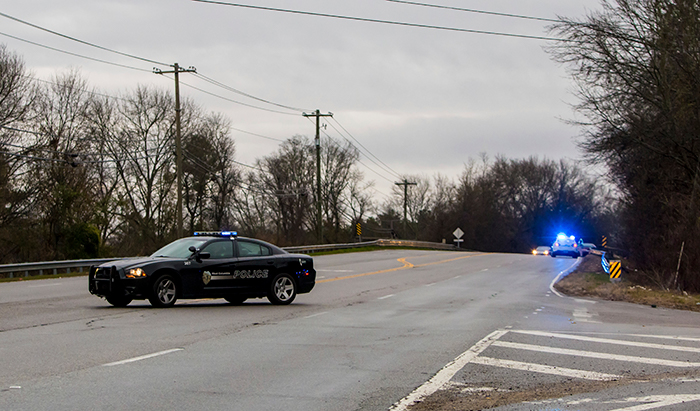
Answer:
0, 31, 152, 72
311, 118, 396, 184
0, 11, 170, 67
23, 75, 132, 102
230, 126, 284, 143
328, 117, 401, 179
174, 77, 300, 116
385, 0, 562, 23
194, 73, 310, 113
191, 0, 566, 42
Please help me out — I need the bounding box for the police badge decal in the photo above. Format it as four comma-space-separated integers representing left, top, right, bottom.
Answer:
202, 271, 212, 285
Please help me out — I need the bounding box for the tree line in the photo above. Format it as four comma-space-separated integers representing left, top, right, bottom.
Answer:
549, 0, 700, 292
1, 44, 612, 275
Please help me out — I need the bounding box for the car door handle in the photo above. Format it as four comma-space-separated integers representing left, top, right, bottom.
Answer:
266, 260, 274, 265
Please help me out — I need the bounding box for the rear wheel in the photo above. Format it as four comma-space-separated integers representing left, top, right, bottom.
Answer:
149, 274, 178, 308
106, 295, 132, 307
267, 273, 296, 305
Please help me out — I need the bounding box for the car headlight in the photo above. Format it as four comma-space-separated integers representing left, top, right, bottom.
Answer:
126, 267, 146, 278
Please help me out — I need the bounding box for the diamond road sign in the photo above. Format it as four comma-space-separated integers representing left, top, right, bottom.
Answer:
453, 228, 464, 239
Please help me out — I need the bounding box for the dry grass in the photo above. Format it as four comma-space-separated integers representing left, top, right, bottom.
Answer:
555, 254, 700, 312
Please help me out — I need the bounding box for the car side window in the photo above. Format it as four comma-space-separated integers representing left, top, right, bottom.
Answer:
238, 240, 271, 257
202, 241, 233, 259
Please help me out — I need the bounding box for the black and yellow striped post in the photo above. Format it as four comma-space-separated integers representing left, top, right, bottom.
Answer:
602, 235, 608, 248
356, 223, 362, 242
609, 260, 622, 282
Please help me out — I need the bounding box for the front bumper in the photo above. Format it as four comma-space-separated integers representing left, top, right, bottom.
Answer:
89, 266, 150, 299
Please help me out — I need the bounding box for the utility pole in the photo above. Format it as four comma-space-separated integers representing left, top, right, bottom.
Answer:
302, 109, 333, 244
154, 63, 196, 239
395, 179, 417, 238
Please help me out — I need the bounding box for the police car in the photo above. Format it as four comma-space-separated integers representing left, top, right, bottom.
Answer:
550, 233, 581, 258
88, 232, 315, 307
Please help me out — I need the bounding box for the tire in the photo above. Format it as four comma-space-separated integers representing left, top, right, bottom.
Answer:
224, 296, 247, 305
149, 274, 178, 308
106, 295, 132, 307
267, 273, 296, 305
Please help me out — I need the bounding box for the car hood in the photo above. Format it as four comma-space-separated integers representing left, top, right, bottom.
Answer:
97, 256, 181, 270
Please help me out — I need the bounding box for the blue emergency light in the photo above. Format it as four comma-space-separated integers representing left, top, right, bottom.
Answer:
193, 231, 238, 237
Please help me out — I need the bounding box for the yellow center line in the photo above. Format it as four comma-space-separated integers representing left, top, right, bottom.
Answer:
316, 253, 487, 284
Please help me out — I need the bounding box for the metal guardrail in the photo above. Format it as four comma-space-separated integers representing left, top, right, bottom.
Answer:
284, 239, 458, 253
0, 258, 124, 279
0, 239, 459, 279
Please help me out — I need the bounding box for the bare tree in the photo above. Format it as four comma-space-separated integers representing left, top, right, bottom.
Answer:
0, 44, 38, 262
257, 136, 314, 245
321, 136, 359, 242
107, 85, 176, 255
549, 0, 700, 290
30, 70, 99, 259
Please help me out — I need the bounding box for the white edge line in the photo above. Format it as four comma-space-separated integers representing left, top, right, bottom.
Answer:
378, 294, 395, 300
388, 329, 509, 411
549, 258, 582, 298
102, 348, 183, 367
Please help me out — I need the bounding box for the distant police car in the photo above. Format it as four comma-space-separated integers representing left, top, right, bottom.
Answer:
550, 233, 581, 258
89, 232, 315, 307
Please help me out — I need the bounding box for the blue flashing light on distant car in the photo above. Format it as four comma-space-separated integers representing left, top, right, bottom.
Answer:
551, 232, 581, 258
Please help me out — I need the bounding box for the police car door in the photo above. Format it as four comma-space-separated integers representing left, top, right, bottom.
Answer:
234, 239, 276, 289
198, 239, 237, 296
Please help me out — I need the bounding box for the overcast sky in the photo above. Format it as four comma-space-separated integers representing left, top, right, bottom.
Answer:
1, 0, 602, 199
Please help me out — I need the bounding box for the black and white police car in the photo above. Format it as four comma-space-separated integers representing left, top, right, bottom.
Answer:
89, 232, 315, 307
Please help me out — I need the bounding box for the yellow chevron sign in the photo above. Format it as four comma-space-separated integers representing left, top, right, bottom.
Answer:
609, 260, 622, 280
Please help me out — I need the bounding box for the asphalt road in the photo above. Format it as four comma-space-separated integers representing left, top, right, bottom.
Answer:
1, 250, 699, 411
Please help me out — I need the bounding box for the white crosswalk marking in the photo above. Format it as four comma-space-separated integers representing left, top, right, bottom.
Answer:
471, 356, 620, 381
492, 340, 700, 367
392, 328, 700, 411
510, 329, 700, 353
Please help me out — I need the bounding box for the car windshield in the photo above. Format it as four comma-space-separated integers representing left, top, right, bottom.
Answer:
151, 238, 208, 258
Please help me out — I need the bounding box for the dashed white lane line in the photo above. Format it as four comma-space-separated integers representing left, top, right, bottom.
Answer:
511, 330, 700, 353
378, 294, 395, 300
102, 348, 183, 367
471, 356, 620, 381
492, 341, 700, 367
389, 329, 508, 411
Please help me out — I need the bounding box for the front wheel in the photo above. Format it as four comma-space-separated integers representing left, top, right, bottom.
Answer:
106, 295, 132, 307
267, 273, 296, 305
149, 274, 178, 308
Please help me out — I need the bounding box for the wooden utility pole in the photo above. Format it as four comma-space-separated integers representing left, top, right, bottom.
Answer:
395, 179, 417, 238
154, 63, 196, 239
302, 109, 333, 244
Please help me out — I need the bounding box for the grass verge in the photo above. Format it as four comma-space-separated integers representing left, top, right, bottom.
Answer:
555, 254, 700, 312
